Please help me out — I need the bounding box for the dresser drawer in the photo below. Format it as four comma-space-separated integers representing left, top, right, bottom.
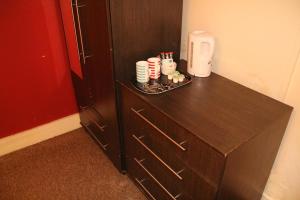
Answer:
128, 155, 181, 200
121, 90, 187, 153
121, 86, 225, 187
126, 134, 185, 198
126, 129, 217, 200
81, 107, 109, 150
127, 144, 193, 200
80, 107, 121, 168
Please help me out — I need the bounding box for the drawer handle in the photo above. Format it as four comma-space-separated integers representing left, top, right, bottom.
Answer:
86, 115, 107, 132
81, 107, 107, 132
131, 108, 187, 152
81, 123, 108, 151
132, 134, 184, 181
135, 178, 157, 200
134, 158, 182, 200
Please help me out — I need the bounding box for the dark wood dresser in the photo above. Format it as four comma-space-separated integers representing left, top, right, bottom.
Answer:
118, 63, 292, 200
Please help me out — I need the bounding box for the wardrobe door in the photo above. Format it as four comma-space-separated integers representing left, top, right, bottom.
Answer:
62, 0, 121, 170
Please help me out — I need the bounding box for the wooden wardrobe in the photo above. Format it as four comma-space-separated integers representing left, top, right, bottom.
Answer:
61, 1, 292, 199
62, 0, 183, 171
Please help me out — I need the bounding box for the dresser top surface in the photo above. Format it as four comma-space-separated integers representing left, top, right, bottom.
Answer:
120, 62, 292, 155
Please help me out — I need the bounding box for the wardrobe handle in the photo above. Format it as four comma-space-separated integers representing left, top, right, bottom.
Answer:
134, 158, 182, 200
131, 108, 187, 152
135, 178, 157, 200
81, 123, 108, 151
72, 0, 92, 64
132, 134, 184, 181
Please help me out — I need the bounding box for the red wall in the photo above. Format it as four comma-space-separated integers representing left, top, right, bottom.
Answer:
0, 0, 78, 138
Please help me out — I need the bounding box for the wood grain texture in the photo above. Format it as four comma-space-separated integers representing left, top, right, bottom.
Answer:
110, 0, 183, 81
119, 61, 293, 155
118, 60, 292, 199
217, 111, 292, 200
121, 83, 224, 186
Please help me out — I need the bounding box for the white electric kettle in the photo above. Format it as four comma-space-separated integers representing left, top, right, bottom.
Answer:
187, 31, 215, 77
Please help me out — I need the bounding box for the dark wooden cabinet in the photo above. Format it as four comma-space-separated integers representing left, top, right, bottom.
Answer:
118, 62, 292, 199
69, 0, 121, 170
66, 0, 183, 171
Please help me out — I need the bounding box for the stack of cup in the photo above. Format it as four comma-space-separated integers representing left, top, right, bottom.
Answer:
147, 57, 161, 79
136, 61, 149, 83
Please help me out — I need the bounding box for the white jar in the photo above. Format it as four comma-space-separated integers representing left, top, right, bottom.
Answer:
161, 59, 176, 75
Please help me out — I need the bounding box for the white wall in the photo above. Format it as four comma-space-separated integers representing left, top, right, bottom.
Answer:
181, 0, 300, 100
263, 54, 300, 200
180, 0, 300, 199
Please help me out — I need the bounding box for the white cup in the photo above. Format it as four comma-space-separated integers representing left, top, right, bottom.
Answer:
136, 61, 148, 68
136, 61, 149, 83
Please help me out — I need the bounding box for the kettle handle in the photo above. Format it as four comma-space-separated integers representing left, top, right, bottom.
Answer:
206, 37, 215, 60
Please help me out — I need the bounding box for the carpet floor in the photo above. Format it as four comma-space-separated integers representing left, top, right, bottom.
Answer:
0, 128, 146, 200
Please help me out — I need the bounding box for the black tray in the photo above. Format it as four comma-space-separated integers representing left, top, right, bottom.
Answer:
131, 73, 192, 94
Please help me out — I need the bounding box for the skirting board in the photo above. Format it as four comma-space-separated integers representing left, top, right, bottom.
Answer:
0, 113, 81, 157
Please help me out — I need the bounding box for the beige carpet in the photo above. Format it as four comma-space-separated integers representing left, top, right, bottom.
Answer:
0, 128, 146, 200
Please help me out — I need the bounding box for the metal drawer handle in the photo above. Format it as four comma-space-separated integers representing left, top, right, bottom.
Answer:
135, 178, 157, 200
80, 107, 107, 132
71, 0, 93, 64
134, 158, 182, 200
86, 110, 107, 132
132, 134, 184, 181
82, 123, 108, 151
131, 108, 187, 152
85, 115, 106, 132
